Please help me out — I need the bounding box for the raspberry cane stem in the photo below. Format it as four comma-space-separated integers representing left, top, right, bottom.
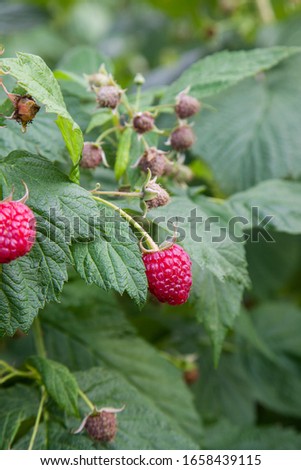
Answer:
91, 190, 143, 198
93, 196, 159, 251
78, 388, 95, 412
28, 386, 47, 450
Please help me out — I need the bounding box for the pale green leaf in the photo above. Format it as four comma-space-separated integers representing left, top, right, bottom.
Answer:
228, 180, 301, 234
193, 58, 301, 194
28, 356, 79, 416
163, 47, 301, 102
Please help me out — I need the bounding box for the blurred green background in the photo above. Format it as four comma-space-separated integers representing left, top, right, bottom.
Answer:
1, 0, 301, 88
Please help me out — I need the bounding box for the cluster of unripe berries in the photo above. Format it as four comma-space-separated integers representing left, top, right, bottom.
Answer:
80, 67, 201, 183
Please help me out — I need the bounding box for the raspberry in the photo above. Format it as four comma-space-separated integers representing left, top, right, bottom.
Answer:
143, 244, 192, 305
144, 181, 170, 210
137, 147, 168, 177
133, 112, 155, 134
175, 93, 200, 119
183, 367, 200, 385
80, 142, 104, 169
0, 200, 36, 263
96, 85, 122, 109
84, 411, 117, 442
170, 125, 195, 151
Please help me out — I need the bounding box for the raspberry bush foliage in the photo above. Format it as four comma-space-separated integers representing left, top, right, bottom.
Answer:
1, 42, 301, 451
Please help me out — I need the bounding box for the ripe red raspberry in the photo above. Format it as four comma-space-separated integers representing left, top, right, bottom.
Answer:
0, 200, 36, 263
84, 411, 117, 442
143, 244, 192, 305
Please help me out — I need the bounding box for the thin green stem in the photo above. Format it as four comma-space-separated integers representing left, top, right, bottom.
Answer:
91, 190, 143, 198
78, 388, 95, 411
121, 94, 134, 118
28, 387, 47, 450
33, 317, 47, 358
93, 196, 159, 251
135, 85, 141, 112
96, 126, 120, 144
0, 360, 35, 383
0, 370, 34, 384
140, 135, 149, 151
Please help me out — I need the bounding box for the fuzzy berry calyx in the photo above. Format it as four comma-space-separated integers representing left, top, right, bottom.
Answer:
170, 125, 195, 151
144, 181, 170, 210
0, 188, 36, 263
175, 93, 200, 119
133, 112, 155, 134
80, 142, 105, 169
143, 244, 192, 305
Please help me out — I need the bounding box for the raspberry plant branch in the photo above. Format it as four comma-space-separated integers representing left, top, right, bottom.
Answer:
91, 190, 143, 198
28, 386, 47, 450
93, 195, 159, 251
0, 360, 36, 384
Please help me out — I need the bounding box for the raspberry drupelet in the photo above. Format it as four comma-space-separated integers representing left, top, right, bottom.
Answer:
143, 244, 192, 305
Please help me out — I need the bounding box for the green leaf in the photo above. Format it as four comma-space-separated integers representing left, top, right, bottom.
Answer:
194, 350, 256, 426
14, 421, 95, 450
0, 52, 83, 181
163, 47, 301, 102
0, 109, 67, 164
115, 128, 133, 180
148, 196, 249, 363
41, 281, 202, 449
27, 356, 79, 416
193, 58, 301, 194
56, 45, 112, 76
73, 366, 199, 450
245, 232, 301, 300
0, 385, 39, 450
239, 302, 301, 418
0, 152, 101, 336
204, 420, 301, 450
228, 180, 301, 234
86, 110, 112, 133
72, 203, 147, 307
